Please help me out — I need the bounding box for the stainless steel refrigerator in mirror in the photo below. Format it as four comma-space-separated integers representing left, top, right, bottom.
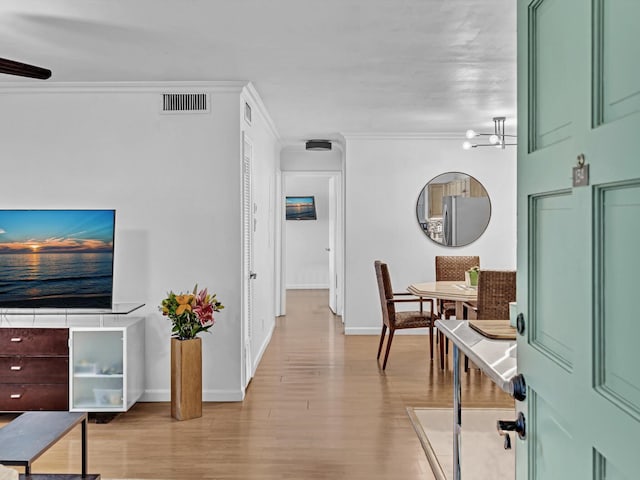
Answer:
442, 195, 491, 247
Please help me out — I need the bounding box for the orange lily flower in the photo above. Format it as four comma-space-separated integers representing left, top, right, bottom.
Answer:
175, 294, 194, 315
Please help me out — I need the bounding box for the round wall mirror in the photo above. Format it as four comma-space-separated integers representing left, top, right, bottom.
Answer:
416, 172, 491, 246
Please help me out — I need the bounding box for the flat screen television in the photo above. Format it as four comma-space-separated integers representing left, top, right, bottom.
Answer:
286, 196, 317, 220
0, 209, 116, 309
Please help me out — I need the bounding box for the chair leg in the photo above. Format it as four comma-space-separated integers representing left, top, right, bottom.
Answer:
382, 328, 395, 370
429, 323, 434, 359
445, 313, 451, 354
439, 331, 445, 369
377, 324, 387, 360
464, 355, 469, 372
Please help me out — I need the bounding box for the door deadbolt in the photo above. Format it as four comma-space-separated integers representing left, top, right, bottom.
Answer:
510, 374, 526, 401
516, 313, 525, 335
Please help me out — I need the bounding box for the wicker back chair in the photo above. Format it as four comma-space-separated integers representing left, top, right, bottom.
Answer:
463, 270, 516, 371
435, 256, 480, 317
435, 255, 481, 281
374, 260, 436, 370
470, 270, 517, 320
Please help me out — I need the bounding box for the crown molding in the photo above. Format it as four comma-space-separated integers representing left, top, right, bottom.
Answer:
0, 80, 247, 94
341, 132, 460, 140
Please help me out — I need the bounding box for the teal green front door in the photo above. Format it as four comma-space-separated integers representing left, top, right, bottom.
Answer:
517, 0, 640, 477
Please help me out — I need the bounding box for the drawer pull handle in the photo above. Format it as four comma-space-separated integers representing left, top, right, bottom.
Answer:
10, 394, 21, 399
10, 337, 22, 342
10, 366, 22, 371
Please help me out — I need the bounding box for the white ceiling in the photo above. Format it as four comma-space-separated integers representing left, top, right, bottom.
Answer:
0, 0, 517, 146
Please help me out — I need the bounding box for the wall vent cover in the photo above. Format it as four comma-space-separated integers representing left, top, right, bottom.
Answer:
161, 93, 210, 113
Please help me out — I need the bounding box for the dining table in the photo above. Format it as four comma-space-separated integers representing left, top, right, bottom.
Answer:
407, 280, 478, 320
407, 280, 479, 370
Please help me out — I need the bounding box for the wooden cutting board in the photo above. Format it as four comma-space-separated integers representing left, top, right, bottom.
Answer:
468, 320, 516, 340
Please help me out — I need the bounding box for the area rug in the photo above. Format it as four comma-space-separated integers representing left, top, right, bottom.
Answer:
407, 407, 515, 480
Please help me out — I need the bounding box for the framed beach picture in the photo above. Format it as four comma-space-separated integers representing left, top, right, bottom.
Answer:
286, 196, 317, 220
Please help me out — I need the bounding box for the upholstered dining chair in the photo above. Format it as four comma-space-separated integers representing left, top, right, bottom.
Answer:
434, 255, 480, 369
374, 260, 436, 370
462, 269, 516, 371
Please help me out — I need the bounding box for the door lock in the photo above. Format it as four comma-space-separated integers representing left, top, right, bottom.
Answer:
249, 272, 257, 279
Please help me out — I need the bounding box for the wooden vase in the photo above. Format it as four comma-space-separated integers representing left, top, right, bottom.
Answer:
171, 337, 202, 420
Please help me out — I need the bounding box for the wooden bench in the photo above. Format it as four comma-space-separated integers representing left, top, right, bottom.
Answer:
0, 412, 99, 479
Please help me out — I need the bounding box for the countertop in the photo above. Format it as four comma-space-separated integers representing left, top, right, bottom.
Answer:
436, 319, 517, 394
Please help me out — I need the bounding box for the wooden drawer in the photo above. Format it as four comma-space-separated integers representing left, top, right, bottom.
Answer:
0, 384, 68, 411
0, 328, 68, 355
0, 357, 68, 384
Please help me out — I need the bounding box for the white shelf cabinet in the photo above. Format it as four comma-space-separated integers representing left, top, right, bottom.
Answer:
69, 317, 145, 412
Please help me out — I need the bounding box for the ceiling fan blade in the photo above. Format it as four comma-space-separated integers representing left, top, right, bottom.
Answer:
0, 57, 51, 79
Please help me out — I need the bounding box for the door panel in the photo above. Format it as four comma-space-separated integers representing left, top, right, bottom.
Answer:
595, 181, 640, 419
529, 192, 578, 369
530, 0, 576, 150
594, 0, 640, 125
593, 449, 629, 480
529, 391, 574, 480
517, 0, 640, 477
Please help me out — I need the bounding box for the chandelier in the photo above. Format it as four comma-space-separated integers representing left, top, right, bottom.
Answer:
462, 116, 516, 150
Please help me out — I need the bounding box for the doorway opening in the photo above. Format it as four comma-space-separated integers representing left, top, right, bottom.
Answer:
279, 171, 343, 318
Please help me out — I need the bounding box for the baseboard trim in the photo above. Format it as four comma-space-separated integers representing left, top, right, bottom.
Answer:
253, 322, 275, 374
140, 388, 243, 402
286, 283, 329, 289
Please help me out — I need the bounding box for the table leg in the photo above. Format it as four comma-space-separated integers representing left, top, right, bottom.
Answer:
455, 300, 465, 320
82, 417, 87, 477
453, 344, 462, 480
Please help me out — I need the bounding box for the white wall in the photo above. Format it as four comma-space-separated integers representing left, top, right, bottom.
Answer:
284, 175, 330, 289
281, 146, 342, 171
0, 82, 278, 401
343, 136, 517, 334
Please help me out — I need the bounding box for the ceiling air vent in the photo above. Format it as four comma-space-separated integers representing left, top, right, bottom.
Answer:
161, 93, 210, 114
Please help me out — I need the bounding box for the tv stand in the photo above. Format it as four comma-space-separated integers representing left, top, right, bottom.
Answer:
0, 305, 145, 413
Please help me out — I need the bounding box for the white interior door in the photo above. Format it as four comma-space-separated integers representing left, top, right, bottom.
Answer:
328, 175, 337, 314
241, 132, 254, 389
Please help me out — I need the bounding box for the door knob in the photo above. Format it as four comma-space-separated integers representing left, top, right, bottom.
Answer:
497, 411, 526, 449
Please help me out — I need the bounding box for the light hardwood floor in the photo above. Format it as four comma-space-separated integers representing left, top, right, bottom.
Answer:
0, 289, 512, 479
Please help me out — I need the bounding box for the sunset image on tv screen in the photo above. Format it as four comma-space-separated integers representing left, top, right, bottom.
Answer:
0, 210, 115, 309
